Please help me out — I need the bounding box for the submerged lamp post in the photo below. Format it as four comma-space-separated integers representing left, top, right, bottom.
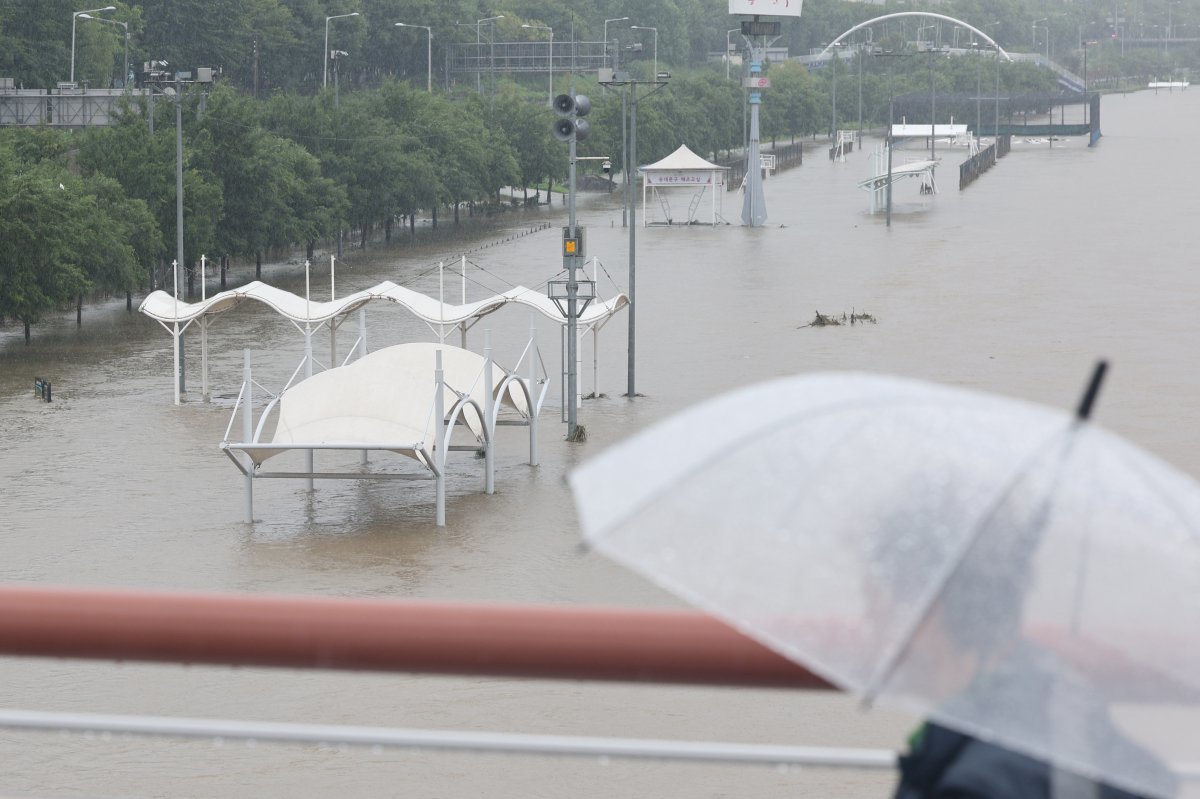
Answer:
395, 22, 432, 92
324, 12, 359, 88
70, 6, 115, 85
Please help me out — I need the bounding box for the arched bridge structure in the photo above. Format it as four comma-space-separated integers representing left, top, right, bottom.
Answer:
818, 12, 1014, 62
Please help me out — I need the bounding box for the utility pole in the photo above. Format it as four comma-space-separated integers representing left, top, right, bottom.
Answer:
549, 92, 596, 440
600, 71, 668, 399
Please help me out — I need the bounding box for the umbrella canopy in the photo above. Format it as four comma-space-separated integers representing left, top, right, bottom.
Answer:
571, 368, 1200, 798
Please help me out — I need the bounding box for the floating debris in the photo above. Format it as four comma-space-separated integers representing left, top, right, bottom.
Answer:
800, 310, 878, 328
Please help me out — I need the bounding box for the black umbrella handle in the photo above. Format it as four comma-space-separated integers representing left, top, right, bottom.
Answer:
1075, 360, 1108, 421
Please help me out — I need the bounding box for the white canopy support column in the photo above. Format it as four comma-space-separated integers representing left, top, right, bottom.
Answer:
434, 350, 446, 527
200, 255, 210, 402
460, 256, 468, 349
528, 316, 539, 466
483, 331, 495, 496
304, 259, 314, 491
241, 349, 254, 523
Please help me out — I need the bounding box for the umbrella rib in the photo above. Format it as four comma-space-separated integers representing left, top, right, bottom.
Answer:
862, 422, 1080, 704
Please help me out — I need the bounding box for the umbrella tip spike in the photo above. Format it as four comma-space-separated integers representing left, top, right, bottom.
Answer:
1075, 360, 1109, 421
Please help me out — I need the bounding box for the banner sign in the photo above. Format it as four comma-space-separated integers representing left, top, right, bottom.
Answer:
729, 0, 803, 18
645, 171, 713, 186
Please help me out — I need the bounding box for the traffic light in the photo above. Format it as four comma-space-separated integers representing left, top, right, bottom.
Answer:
552, 93, 590, 142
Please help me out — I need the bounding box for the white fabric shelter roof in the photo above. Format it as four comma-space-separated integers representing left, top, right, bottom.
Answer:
255, 342, 523, 466
640, 144, 728, 173
891, 123, 970, 139
139, 280, 628, 328
636, 145, 729, 228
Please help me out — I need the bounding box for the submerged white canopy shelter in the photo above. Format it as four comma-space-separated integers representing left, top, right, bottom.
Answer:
221, 338, 547, 526
858, 142, 939, 215
638, 144, 729, 227
890, 122, 970, 145
139, 271, 629, 405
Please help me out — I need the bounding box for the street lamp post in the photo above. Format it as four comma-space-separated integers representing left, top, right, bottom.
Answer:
1032, 18, 1046, 51
630, 26, 658, 79
971, 41, 981, 145
395, 22, 432, 92
726, 28, 740, 80
324, 12, 359, 88
476, 15, 504, 93
1166, 2, 1179, 53
985, 22, 1001, 144
927, 45, 938, 160
828, 43, 842, 141
874, 48, 911, 228
605, 17, 629, 67
70, 6, 115, 85
521, 24, 553, 106
78, 13, 128, 90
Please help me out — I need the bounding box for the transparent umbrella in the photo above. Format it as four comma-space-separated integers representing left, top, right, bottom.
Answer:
571, 364, 1200, 798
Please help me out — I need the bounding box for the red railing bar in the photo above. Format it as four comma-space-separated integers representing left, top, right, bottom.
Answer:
0, 585, 835, 690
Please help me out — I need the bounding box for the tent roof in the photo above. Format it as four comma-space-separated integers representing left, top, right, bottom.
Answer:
139, 281, 628, 329
640, 144, 728, 173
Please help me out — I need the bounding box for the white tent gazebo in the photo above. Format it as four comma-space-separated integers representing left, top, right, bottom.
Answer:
639, 144, 729, 227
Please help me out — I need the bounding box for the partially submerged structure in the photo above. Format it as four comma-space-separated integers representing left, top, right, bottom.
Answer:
638, 145, 729, 226
139, 267, 629, 524
221, 340, 544, 526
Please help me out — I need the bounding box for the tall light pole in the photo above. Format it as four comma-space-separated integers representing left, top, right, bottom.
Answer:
631, 26, 657, 79
726, 28, 740, 80
476, 15, 504, 93
985, 22, 1001, 144
521, 23, 553, 106
605, 17, 629, 66
70, 5, 115, 85
395, 22, 432, 92
78, 13, 128, 91
1032, 18, 1047, 55
324, 12, 359, 88
1166, 1, 1178, 53
971, 41, 982, 146
927, 45, 938, 160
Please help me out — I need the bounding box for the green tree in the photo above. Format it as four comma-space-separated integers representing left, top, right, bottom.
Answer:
0, 160, 89, 342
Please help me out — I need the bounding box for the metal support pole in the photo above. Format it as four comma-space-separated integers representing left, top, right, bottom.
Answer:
175, 80, 186, 394
627, 88, 638, 397
621, 89, 628, 228
528, 315, 539, 466
242, 350, 254, 523
360, 307, 369, 465
483, 330, 495, 495
200, 255, 209, 402
434, 350, 446, 526
460, 255, 468, 350
929, 50, 936, 160
304, 259, 314, 491
566, 127, 580, 439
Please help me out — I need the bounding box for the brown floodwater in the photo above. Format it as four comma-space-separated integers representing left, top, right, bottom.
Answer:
1, 88, 1198, 798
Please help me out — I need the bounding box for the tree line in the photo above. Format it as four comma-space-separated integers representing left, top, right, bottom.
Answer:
3, 0, 1123, 343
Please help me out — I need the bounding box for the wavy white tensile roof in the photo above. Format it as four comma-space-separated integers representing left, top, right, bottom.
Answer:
139, 280, 629, 328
